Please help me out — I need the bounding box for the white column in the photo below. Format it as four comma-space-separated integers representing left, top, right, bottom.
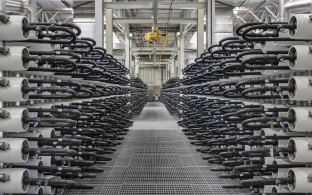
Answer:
29, 0, 37, 22
95, 0, 104, 47
206, 0, 215, 48
129, 38, 133, 75
134, 57, 140, 77
197, 0, 205, 55
105, 0, 113, 54
170, 55, 175, 78
177, 39, 180, 77
0, 0, 6, 12
279, 0, 285, 21
174, 57, 177, 77
125, 37, 130, 72
131, 57, 135, 77
178, 36, 185, 78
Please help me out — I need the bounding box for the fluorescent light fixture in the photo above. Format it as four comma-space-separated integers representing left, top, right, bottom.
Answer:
233, 7, 239, 15
176, 32, 181, 36
129, 33, 133, 37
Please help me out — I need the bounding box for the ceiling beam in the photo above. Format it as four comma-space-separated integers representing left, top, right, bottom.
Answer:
113, 18, 197, 24
132, 47, 178, 52
132, 51, 177, 55
73, 1, 93, 9
103, 2, 206, 9
138, 64, 167, 68
139, 62, 168, 65
215, 0, 235, 8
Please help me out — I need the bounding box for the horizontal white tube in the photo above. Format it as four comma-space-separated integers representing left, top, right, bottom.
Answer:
0, 15, 29, 40
0, 46, 29, 71
288, 168, 312, 193
289, 14, 312, 39
0, 138, 29, 163
0, 107, 29, 133
0, 77, 29, 101
288, 137, 312, 162
0, 168, 29, 194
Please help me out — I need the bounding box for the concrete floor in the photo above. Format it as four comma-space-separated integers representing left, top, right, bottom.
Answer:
67, 102, 246, 195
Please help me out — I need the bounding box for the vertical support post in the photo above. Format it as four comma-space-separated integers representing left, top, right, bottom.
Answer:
166, 61, 169, 81
125, 37, 130, 71
197, 0, 205, 55
95, 0, 104, 47
174, 57, 177, 77
131, 57, 135, 77
129, 38, 133, 75
152, 0, 158, 65
160, 65, 163, 85
170, 55, 175, 78
134, 57, 140, 77
206, 0, 215, 48
105, 0, 113, 54
0, 0, 6, 13
178, 36, 185, 78
177, 38, 180, 73
279, 0, 285, 22
125, 36, 131, 73
30, 0, 37, 22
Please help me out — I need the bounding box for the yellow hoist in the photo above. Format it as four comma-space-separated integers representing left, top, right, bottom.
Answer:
144, 29, 162, 43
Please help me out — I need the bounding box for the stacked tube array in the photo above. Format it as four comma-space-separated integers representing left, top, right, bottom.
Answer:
161, 14, 312, 194
0, 14, 147, 194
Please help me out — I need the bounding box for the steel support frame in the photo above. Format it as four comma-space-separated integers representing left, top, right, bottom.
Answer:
178, 35, 185, 78
170, 55, 176, 78
124, 26, 131, 72
47, 11, 60, 22
279, 0, 285, 21
139, 62, 168, 65
30, 0, 37, 22
152, 0, 158, 65
197, 0, 205, 56
113, 18, 197, 24
102, 2, 206, 9
206, 0, 215, 49
181, 10, 197, 37
95, 0, 104, 47
105, 0, 113, 55
138, 64, 166, 68
132, 47, 178, 52
134, 57, 140, 77
132, 51, 178, 55
0, 0, 6, 12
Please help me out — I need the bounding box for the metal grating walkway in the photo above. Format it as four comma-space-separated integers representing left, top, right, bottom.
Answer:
66, 102, 247, 195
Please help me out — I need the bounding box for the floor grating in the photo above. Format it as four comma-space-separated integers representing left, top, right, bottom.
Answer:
66, 102, 246, 194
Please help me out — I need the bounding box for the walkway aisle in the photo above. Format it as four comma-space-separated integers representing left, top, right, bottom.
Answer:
68, 102, 247, 195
